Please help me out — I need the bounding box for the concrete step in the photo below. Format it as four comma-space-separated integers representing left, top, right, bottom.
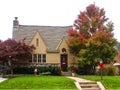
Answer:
80, 84, 98, 88
79, 82, 100, 90
62, 72, 72, 76
81, 87, 100, 90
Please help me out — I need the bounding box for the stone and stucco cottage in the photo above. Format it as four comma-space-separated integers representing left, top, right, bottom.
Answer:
12, 17, 76, 71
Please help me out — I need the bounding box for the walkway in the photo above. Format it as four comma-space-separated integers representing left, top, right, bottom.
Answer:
67, 76, 105, 90
67, 76, 92, 82
0, 77, 7, 83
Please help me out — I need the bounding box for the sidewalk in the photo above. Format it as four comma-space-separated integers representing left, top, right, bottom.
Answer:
0, 77, 8, 83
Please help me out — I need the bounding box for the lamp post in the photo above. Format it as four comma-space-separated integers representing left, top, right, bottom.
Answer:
8, 56, 11, 66
8, 56, 13, 75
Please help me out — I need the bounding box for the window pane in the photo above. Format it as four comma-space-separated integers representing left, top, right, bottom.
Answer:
33, 54, 37, 62
43, 54, 46, 58
43, 58, 46, 62
38, 54, 41, 62
43, 54, 46, 63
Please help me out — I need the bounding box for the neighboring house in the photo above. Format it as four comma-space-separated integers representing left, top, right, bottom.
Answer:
114, 43, 120, 63
12, 17, 76, 71
117, 43, 120, 52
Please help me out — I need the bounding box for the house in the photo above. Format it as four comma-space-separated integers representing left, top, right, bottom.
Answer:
12, 17, 76, 71
113, 43, 120, 61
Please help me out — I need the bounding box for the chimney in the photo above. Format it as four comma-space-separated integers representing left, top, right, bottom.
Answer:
13, 17, 19, 27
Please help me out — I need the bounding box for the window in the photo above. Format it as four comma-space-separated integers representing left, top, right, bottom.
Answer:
32, 54, 46, 63
36, 38, 39, 46
62, 48, 67, 54
42, 54, 46, 63
33, 54, 37, 62
38, 54, 41, 62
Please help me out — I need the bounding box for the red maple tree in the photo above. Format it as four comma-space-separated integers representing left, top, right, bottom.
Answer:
68, 3, 117, 74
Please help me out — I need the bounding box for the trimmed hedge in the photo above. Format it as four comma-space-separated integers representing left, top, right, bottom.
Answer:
13, 65, 61, 75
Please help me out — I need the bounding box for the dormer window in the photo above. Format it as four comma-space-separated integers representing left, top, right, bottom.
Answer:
36, 38, 39, 46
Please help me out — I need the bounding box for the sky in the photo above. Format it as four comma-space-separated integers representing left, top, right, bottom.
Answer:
0, 0, 120, 42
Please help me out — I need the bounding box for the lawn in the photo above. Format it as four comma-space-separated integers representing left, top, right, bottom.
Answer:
0, 75, 77, 89
79, 75, 120, 90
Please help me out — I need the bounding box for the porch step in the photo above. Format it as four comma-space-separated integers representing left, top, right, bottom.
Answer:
79, 82, 100, 90
62, 72, 72, 76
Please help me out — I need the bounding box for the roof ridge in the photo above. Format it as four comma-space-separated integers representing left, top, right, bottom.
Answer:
19, 25, 72, 27
13, 24, 71, 52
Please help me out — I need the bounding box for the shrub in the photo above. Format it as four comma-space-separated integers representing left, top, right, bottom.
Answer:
77, 64, 94, 75
77, 60, 96, 75
13, 65, 61, 75
96, 66, 119, 76
107, 66, 119, 75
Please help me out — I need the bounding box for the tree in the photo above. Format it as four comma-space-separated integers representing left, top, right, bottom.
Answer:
78, 29, 117, 74
0, 38, 35, 74
68, 4, 117, 74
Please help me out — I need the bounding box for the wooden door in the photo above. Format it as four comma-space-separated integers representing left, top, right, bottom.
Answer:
60, 54, 68, 71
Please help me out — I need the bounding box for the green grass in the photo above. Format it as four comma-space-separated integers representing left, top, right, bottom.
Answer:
0, 75, 77, 89
79, 75, 120, 90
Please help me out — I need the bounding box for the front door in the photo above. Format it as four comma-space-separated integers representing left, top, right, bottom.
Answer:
60, 54, 68, 71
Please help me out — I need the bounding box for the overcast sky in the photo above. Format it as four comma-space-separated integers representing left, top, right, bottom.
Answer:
0, 0, 120, 42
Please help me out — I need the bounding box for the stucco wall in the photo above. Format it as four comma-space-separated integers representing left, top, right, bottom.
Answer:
29, 32, 60, 64
59, 38, 76, 66
46, 53, 60, 63
30, 32, 46, 54
29, 31, 76, 66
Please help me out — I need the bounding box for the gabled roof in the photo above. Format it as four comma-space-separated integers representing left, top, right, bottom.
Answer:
13, 25, 71, 52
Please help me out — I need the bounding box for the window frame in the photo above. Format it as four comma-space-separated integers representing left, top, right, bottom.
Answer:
32, 54, 46, 63
33, 54, 37, 62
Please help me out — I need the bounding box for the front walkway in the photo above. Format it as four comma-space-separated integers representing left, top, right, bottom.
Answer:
67, 76, 92, 82
67, 76, 105, 90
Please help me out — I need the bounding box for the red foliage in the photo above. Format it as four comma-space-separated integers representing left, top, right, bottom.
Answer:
68, 3, 116, 59
0, 38, 35, 62
68, 28, 77, 36
73, 3, 109, 39
68, 28, 88, 43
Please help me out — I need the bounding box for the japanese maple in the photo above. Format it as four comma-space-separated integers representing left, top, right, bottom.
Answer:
0, 38, 35, 74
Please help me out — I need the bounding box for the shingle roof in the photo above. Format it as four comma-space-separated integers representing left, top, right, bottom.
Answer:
13, 25, 71, 52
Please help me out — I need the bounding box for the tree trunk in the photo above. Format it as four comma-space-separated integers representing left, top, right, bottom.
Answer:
8, 60, 13, 75
93, 65, 96, 75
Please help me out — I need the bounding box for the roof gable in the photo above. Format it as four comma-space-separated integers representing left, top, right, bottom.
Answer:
13, 25, 71, 52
